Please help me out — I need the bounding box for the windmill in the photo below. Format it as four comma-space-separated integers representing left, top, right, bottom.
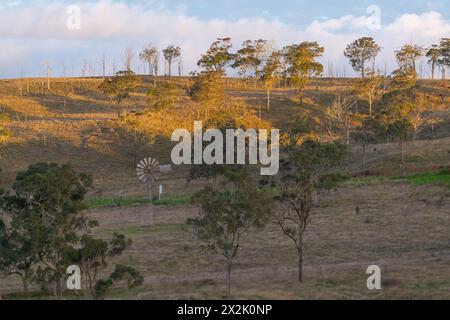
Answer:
136, 157, 171, 225
136, 157, 161, 200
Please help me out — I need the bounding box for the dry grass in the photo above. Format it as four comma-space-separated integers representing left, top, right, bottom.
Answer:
3, 181, 448, 299
0, 77, 449, 299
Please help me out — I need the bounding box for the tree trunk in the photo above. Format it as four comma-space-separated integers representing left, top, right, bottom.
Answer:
226, 258, 232, 298
345, 122, 350, 145
267, 90, 270, 111
22, 275, 29, 294
362, 144, 366, 165
400, 139, 404, 164
297, 232, 304, 283
148, 180, 152, 201
55, 278, 62, 298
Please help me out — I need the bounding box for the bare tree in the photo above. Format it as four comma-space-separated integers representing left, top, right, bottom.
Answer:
123, 47, 135, 72
101, 53, 107, 77
178, 57, 183, 76
325, 95, 358, 145
44, 61, 52, 90
81, 59, 88, 78
352, 72, 383, 117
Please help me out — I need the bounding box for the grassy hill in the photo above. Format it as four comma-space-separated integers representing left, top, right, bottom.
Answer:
0, 76, 449, 299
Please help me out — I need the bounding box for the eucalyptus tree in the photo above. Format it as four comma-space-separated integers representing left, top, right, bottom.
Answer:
232, 40, 258, 80
283, 41, 324, 104
272, 139, 346, 282
395, 44, 424, 71
139, 44, 159, 86
163, 45, 181, 76
197, 38, 233, 74
392, 44, 424, 88
344, 37, 381, 78
438, 38, 450, 79
261, 50, 282, 110
187, 168, 273, 297
1, 163, 95, 297
426, 45, 441, 80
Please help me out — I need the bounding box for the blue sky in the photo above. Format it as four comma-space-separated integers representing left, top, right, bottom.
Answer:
0, 0, 449, 78
140, 0, 448, 25
6, 0, 447, 25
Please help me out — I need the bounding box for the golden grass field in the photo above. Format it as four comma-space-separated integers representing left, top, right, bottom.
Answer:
0, 76, 449, 299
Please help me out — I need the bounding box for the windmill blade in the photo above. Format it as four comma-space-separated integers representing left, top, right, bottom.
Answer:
136, 157, 163, 184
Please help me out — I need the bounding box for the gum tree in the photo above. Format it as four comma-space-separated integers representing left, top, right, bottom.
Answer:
392, 44, 424, 88
261, 50, 282, 111
10, 163, 95, 297
232, 40, 258, 81
187, 169, 273, 297
147, 82, 180, 131
69, 233, 142, 299
426, 45, 441, 80
438, 38, 450, 79
163, 45, 181, 76
344, 37, 381, 78
188, 70, 225, 119
197, 38, 233, 73
0, 163, 143, 298
273, 139, 346, 282
0, 196, 39, 293
139, 44, 159, 86
99, 70, 141, 116
395, 44, 424, 71
283, 42, 324, 105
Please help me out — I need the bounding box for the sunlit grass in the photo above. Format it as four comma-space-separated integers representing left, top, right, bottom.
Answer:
98, 223, 185, 238
391, 170, 450, 187
86, 195, 191, 208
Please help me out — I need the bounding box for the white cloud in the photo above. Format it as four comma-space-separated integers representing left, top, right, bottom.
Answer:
0, 0, 448, 78
385, 11, 450, 41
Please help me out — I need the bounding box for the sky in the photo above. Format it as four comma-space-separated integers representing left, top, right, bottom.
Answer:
0, 0, 449, 78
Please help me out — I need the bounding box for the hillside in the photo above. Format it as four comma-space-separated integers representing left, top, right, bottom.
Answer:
0, 76, 449, 299
1, 77, 449, 196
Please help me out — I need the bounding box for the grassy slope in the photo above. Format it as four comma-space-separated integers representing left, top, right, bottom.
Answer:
0, 77, 449, 299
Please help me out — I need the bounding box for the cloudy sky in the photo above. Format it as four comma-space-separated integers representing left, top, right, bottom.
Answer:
0, 0, 449, 78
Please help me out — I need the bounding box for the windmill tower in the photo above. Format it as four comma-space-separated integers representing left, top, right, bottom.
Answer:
136, 157, 171, 225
